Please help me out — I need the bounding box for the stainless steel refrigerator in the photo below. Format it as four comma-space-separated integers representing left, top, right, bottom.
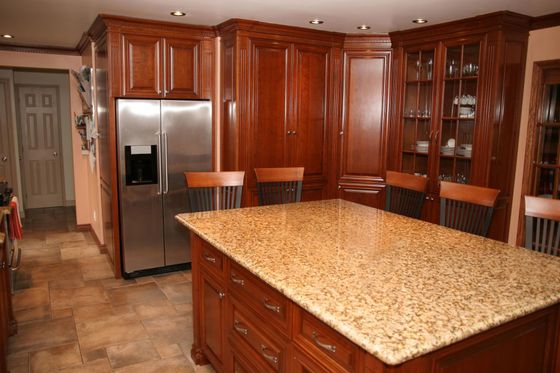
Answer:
117, 99, 211, 276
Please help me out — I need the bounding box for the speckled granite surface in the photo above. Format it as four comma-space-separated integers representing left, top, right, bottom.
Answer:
176, 199, 560, 365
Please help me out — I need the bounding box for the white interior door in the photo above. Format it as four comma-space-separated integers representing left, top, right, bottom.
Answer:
17, 85, 64, 208
0, 80, 16, 186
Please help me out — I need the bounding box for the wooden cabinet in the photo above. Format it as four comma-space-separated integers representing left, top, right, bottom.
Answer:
389, 12, 530, 241
219, 20, 344, 205
0, 214, 16, 373
336, 37, 392, 209
122, 34, 203, 98
200, 272, 226, 368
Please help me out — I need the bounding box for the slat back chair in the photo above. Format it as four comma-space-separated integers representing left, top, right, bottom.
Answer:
439, 181, 500, 237
184, 171, 245, 212
385, 171, 428, 219
524, 196, 560, 256
254, 167, 304, 206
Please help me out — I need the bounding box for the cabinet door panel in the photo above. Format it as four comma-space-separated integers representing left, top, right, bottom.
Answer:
201, 272, 225, 367
165, 38, 200, 98
122, 34, 162, 97
250, 40, 290, 173
293, 45, 329, 180
340, 52, 390, 185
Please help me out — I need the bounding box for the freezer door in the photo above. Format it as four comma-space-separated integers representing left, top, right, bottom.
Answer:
161, 100, 212, 265
117, 99, 165, 273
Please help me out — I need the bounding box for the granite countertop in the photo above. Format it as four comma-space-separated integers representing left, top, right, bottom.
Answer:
176, 199, 560, 365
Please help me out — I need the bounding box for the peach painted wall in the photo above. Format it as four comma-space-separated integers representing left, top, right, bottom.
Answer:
508, 26, 560, 245
0, 50, 91, 228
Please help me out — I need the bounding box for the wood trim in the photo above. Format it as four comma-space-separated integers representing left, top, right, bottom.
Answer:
75, 223, 105, 247
343, 35, 392, 50
517, 59, 560, 246
216, 18, 345, 44
0, 43, 79, 56
531, 12, 560, 30
75, 224, 91, 232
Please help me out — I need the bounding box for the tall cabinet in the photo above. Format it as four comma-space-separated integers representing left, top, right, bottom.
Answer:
86, 15, 216, 277
218, 20, 345, 205
389, 12, 530, 241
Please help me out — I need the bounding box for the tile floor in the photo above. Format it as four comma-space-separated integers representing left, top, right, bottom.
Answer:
6, 207, 214, 373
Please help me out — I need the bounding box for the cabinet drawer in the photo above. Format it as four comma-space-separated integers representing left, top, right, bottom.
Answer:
229, 261, 290, 334
295, 309, 359, 372
199, 241, 225, 277
229, 299, 287, 372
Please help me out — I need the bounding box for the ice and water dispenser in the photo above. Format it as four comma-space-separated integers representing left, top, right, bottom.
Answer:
124, 145, 158, 186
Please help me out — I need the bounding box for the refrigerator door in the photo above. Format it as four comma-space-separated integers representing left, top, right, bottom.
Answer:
117, 99, 165, 273
161, 100, 212, 265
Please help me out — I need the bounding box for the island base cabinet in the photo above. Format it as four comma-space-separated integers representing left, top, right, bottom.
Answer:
190, 233, 560, 373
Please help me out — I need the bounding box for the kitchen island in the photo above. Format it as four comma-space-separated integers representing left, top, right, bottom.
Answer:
176, 199, 560, 372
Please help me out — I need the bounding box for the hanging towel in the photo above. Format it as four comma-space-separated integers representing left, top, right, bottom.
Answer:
9, 196, 23, 240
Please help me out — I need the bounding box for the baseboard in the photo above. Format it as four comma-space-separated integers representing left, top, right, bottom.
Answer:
75, 224, 90, 232
64, 199, 76, 207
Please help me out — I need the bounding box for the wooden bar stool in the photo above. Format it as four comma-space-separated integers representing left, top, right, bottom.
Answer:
525, 196, 560, 256
439, 181, 500, 237
254, 167, 304, 206
385, 171, 428, 219
184, 171, 245, 212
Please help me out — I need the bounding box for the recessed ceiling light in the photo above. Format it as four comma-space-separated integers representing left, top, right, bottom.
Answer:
309, 19, 324, 25
170, 10, 186, 16
2, 34, 14, 39
357, 25, 371, 30
412, 18, 428, 24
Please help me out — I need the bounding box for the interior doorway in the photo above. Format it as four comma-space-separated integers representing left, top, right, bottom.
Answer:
15, 85, 65, 208
0, 79, 16, 186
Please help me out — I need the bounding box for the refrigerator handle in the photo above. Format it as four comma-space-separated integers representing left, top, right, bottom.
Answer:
156, 132, 162, 195
163, 132, 169, 194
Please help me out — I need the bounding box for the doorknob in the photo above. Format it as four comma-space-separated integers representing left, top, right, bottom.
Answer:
1, 156, 7, 162
52, 151, 58, 157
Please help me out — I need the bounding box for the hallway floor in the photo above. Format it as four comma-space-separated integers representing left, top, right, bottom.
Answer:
6, 207, 213, 372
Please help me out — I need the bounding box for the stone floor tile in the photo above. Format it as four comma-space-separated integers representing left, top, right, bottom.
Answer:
107, 282, 167, 307
154, 342, 183, 359
72, 303, 113, 323
50, 285, 108, 310
57, 359, 112, 373
16, 305, 52, 324
133, 276, 155, 284
8, 317, 78, 354
114, 357, 195, 373
82, 348, 108, 363
51, 307, 73, 320
174, 303, 194, 315
7, 352, 29, 373
29, 342, 83, 372
133, 299, 178, 320
31, 262, 83, 283
75, 313, 149, 352
79, 257, 114, 281
61, 245, 101, 261
45, 232, 86, 245
106, 340, 159, 369
48, 278, 86, 290
100, 278, 137, 290
13, 287, 50, 312
159, 281, 193, 305
153, 273, 189, 285
142, 314, 192, 346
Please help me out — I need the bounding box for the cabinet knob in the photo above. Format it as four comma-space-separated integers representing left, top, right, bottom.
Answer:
218, 292, 226, 299
339, 131, 344, 136
1, 156, 7, 162
338, 185, 341, 190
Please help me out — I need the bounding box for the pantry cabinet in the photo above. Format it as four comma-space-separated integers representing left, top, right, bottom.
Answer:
389, 12, 530, 241
218, 20, 344, 205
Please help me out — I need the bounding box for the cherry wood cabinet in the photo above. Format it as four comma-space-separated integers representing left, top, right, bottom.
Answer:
0, 213, 16, 373
190, 232, 560, 373
389, 12, 530, 241
85, 15, 215, 277
218, 20, 344, 205
336, 37, 392, 209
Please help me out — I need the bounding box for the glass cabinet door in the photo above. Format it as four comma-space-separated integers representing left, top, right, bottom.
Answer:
400, 49, 435, 177
438, 43, 480, 184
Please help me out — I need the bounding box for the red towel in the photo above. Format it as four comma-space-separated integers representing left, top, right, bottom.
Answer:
9, 197, 23, 240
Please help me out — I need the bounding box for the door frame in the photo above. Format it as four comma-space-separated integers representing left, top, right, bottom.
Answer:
14, 83, 67, 209
516, 59, 560, 246
0, 79, 17, 193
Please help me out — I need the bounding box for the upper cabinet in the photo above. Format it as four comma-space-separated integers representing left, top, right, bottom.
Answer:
389, 12, 531, 241
122, 34, 163, 97
218, 20, 344, 205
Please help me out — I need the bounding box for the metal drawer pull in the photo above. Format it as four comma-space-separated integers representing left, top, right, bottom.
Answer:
263, 298, 281, 313
203, 253, 216, 263
9, 248, 22, 271
233, 320, 248, 335
260, 344, 279, 364
312, 331, 337, 352
231, 273, 245, 286
218, 292, 226, 300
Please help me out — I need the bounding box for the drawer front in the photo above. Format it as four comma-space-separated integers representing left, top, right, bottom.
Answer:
229, 261, 290, 333
296, 309, 359, 372
229, 339, 273, 373
230, 300, 287, 372
199, 241, 224, 276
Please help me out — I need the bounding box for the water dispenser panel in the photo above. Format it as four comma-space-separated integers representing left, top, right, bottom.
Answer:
125, 145, 158, 186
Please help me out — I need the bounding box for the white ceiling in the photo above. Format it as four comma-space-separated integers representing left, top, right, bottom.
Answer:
0, 0, 558, 49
